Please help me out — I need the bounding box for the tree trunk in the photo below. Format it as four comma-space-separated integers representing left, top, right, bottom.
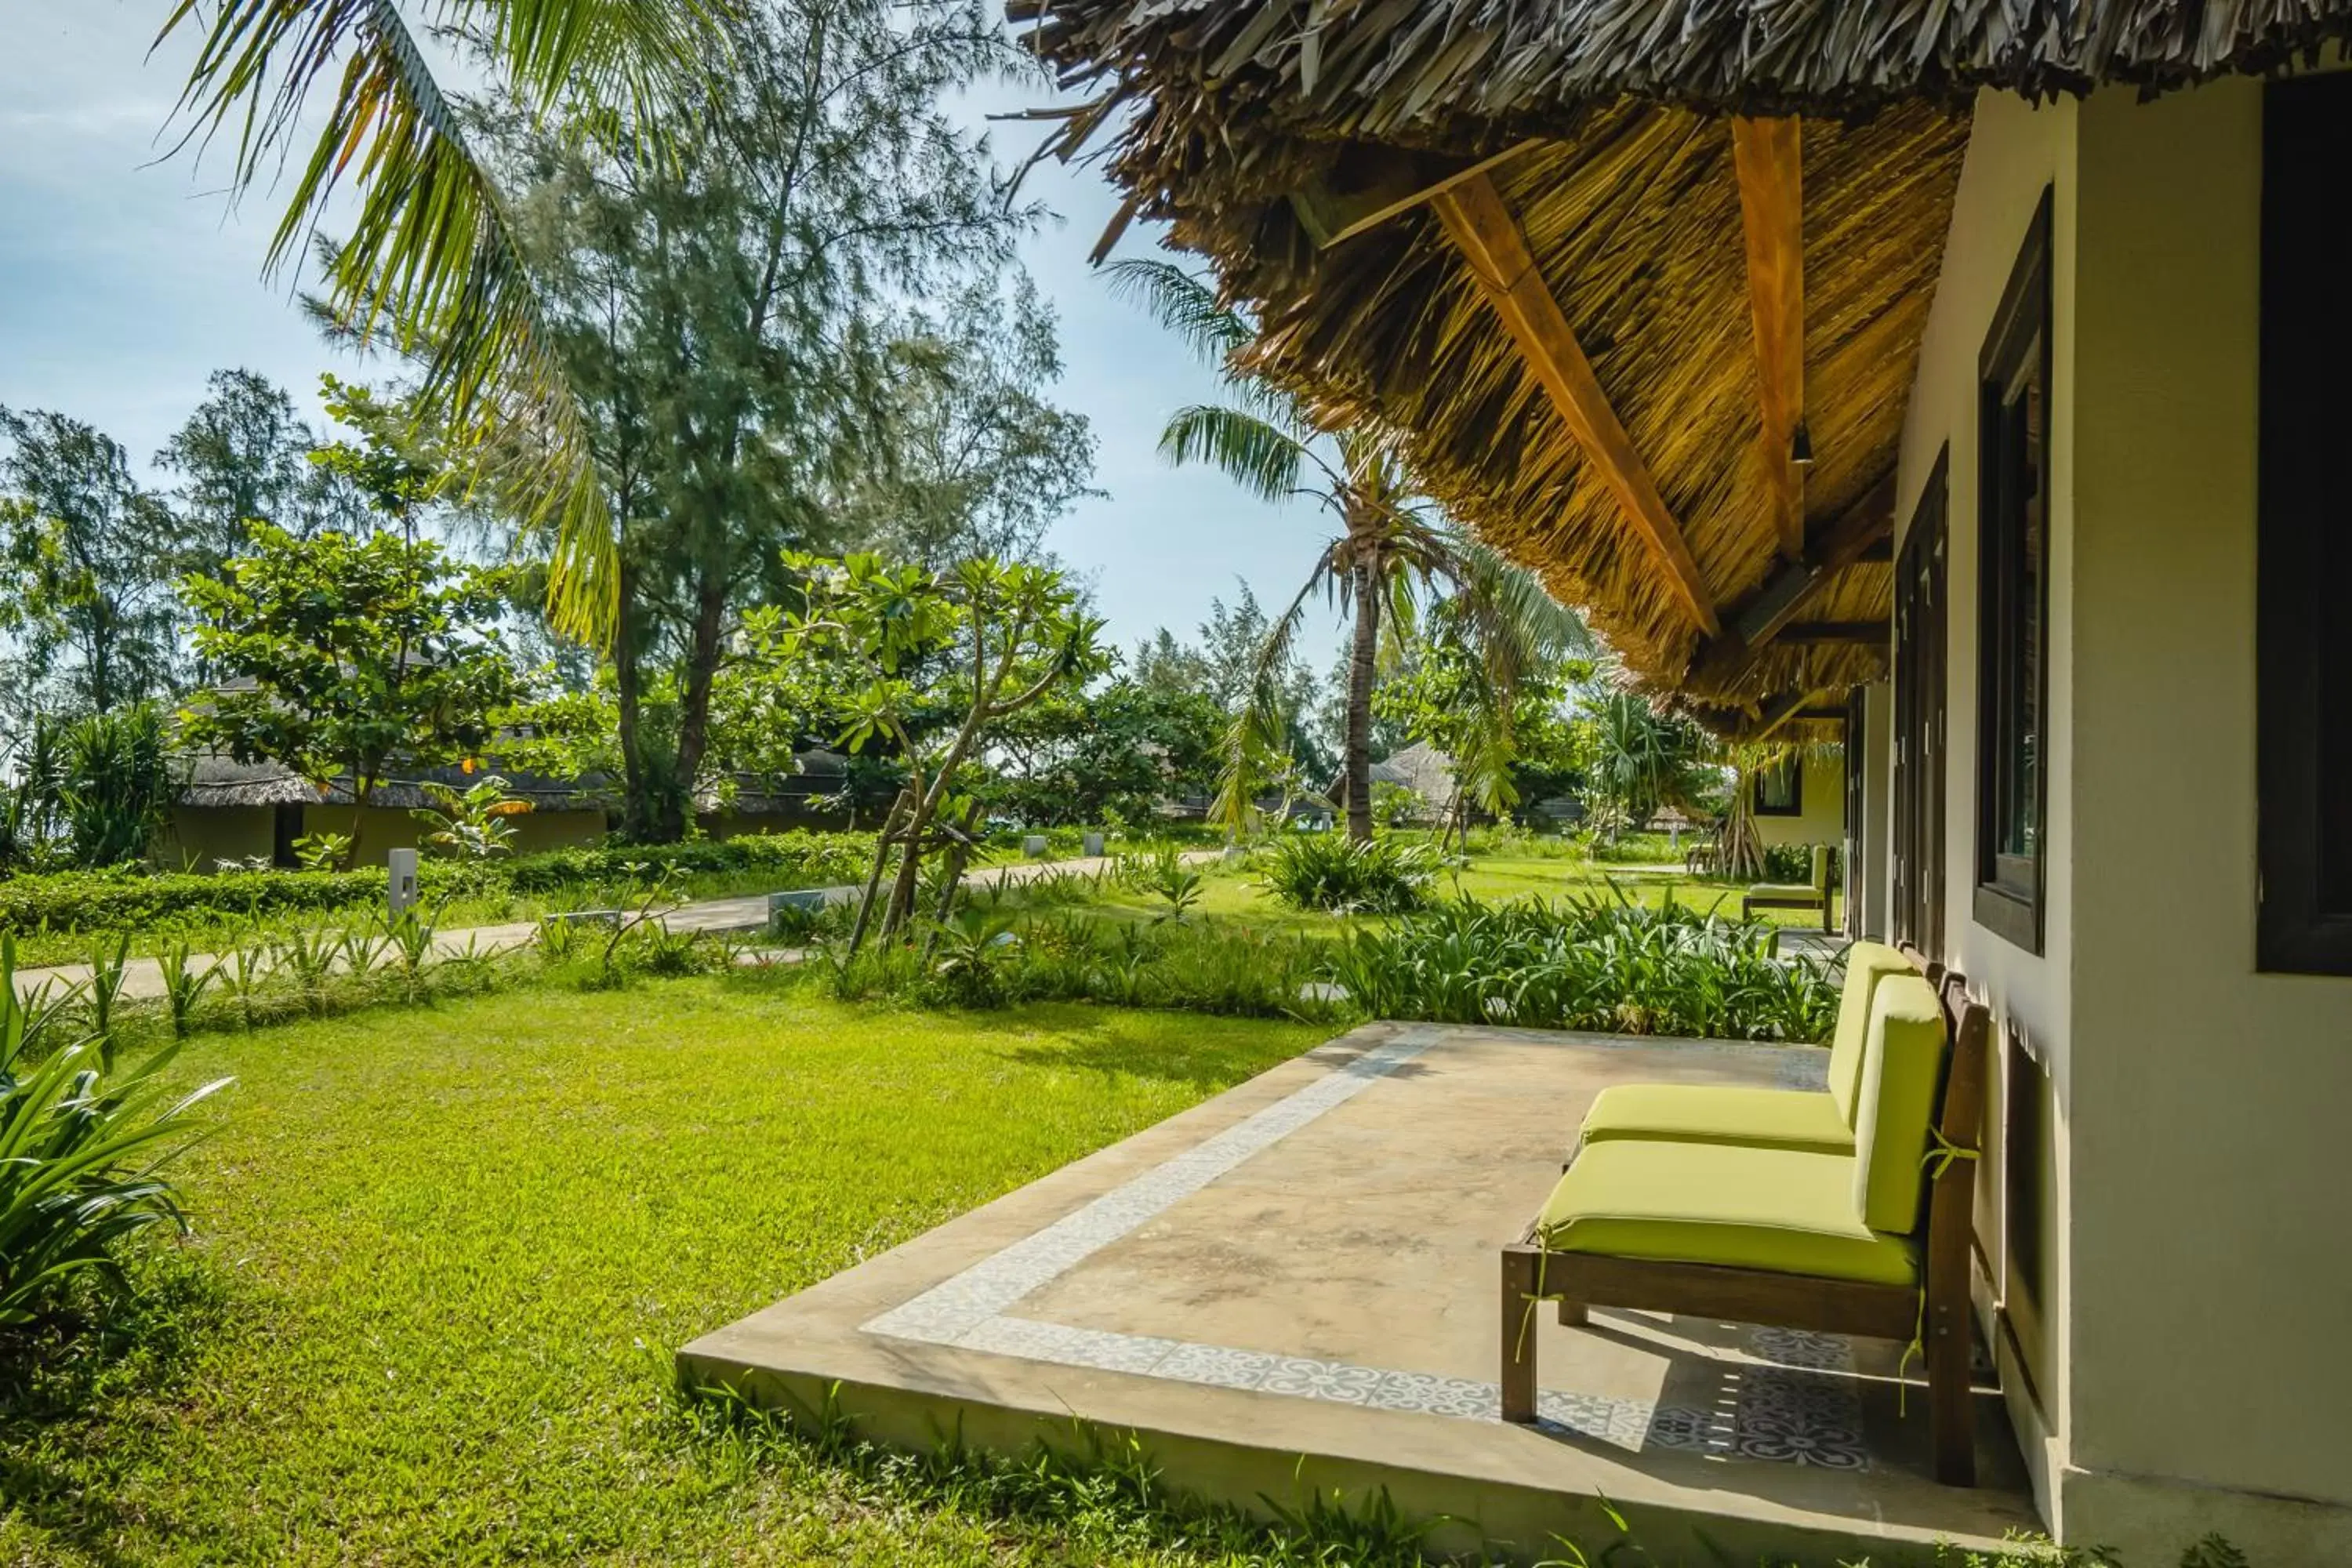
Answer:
613, 566, 656, 842
1343, 557, 1382, 843
663, 572, 731, 844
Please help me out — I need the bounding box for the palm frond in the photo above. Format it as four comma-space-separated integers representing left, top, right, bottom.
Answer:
158, 0, 732, 643
1103, 258, 1254, 366
1160, 405, 1309, 503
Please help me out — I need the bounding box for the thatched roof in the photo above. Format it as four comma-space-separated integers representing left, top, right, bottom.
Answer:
1014, 0, 2349, 728
180, 755, 610, 812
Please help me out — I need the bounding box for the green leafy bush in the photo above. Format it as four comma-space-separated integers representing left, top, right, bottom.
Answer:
808, 910, 1341, 1022
0, 831, 878, 939
0, 939, 231, 1330
1322, 893, 1841, 1042
1760, 841, 1842, 889
0, 866, 388, 938
1258, 834, 1439, 914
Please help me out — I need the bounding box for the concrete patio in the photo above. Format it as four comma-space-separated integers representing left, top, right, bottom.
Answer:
682, 1022, 2039, 1565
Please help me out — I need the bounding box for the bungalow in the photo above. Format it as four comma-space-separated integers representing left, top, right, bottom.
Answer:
1018, 1, 2352, 1557
169, 756, 609, 869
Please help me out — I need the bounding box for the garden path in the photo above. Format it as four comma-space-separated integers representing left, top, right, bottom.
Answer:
9, 851, 1220, 1004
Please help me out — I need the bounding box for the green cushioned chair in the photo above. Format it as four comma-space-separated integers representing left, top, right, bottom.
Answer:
1501, 967, 1990, 1486
1573, 941, 1915, 1156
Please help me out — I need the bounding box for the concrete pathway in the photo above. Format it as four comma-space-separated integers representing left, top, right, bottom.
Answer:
9, 851, 1215, 1004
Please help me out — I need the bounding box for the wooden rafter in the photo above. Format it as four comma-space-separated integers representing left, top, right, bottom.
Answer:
1690, 470, 1896, 689
1292, 142, 1540, 250
1744, 689, 1815, 743
1731, 117, 1805, 561
1432, 173, 1722, 638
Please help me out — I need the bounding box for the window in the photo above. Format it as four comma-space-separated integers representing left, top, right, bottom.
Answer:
2258, 76, 2352, 974
1973, 191, 2052, 953
1753, 757, 1802, 817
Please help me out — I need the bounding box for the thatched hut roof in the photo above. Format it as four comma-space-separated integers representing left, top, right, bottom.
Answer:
180, 755, 611, 812
1014, 0, 2349, 728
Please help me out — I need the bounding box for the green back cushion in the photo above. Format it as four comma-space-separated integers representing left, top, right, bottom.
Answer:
1810, 844, 1830, 891
1851, 973, 1951, 1233
1828, 942, 1915, 1127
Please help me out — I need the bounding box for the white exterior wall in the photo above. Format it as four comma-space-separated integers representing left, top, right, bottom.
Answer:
1892, 79, 2352, 1559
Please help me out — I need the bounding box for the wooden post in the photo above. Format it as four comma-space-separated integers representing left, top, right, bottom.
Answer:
1500, 1243, 1544, 1423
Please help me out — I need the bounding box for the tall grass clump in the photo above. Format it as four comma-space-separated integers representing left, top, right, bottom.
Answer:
1324, 891, 1841, 1042
1258, 834, 1439, 914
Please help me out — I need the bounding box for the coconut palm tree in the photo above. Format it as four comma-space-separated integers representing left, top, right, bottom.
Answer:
158, 0, 734, 641
1109, 260, 1586, 841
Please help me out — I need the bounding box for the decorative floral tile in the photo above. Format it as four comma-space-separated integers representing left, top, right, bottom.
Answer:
1260, 1356, 1385, 1404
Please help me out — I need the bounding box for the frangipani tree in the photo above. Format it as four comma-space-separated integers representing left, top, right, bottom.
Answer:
774, 553, 1109, 945
1109, 260, 1584, 841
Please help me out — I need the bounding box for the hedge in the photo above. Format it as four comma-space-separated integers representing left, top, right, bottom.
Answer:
0, 831, 878, 937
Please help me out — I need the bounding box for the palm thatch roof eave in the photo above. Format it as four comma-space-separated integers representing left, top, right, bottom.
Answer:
1017, 0, 2350, 728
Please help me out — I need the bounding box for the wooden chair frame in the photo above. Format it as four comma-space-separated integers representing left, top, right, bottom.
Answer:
1502, 966, 1991, 1486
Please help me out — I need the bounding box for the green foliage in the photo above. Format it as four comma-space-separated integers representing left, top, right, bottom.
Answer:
47, 702, 181, 869
289, 831, 350, 874
779, 552, 1109, 941
1131, 848, 1204, 923
1322, 893, 1842, 1042
0, 408, 183, 716
0, 938, 230, 1330
0, 832, 877, 942
977, 676, 1225, 827
1579, 686, 1715, 829
181, 524, 517, 805
810, 907, 1342, 1023
1258, 833, 1441, 915
412, 775, 531, 862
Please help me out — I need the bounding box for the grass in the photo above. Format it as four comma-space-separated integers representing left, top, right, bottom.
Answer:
0, 978, 1327, 1566
1034, 846, 1839, 937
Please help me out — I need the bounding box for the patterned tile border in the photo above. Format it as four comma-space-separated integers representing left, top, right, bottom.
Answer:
862, 1025, 1867, 1470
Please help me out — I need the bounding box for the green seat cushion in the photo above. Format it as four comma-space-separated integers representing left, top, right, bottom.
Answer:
1746, 882, 1822, 900
1579, 1083, 1853, 1155
1535, 1140, 1919, 1288
1851, 973, 1951, 1234
1829, 942, 1917, 1127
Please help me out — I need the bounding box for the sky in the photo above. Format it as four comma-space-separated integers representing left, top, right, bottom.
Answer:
0, 2, 1345, 667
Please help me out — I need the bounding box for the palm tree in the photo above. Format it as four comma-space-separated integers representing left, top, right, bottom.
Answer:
1110, 260, 1585, 841
158, 0, 733, 642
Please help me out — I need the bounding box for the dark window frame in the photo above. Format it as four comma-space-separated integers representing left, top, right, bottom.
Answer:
1973, 189, 2053, 955
1753, 756, 1804, 818
2257, 76, 2352, 975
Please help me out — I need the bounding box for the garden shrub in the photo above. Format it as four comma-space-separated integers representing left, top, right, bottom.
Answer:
806, 909, 1342, 1022
1760, 841, 1842, 889
0, 938, 230, 1333
1322, 893, 1842, 1043
1258, 833, 1439, 914
0, 830, 877, 938
0, 866, 388, 938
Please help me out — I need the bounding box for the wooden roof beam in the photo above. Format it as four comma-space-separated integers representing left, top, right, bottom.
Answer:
1690, 470, 1896, 688
1744, 690, 1814, 743
1432, 173, 1722, 638
1731, 117, 1806, 562
1292, 142, 1540, 250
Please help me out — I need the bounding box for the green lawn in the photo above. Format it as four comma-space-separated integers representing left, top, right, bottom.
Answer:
0, 979, 1326, 1566
1035, 847, 1838, 935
